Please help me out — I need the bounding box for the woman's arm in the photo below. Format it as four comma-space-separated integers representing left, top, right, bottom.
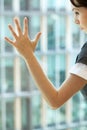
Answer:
5, 17, 87, 109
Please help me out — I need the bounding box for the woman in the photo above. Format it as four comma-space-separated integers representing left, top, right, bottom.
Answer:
5, 0, 87, 109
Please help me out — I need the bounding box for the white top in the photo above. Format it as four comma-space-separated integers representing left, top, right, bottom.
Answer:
70, 63, 87, 80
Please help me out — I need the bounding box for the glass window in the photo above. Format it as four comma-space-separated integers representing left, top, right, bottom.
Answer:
0, 39, 1, 53
57, 105, 66, 124
4, 16, 14, 53
72, 94, 81, 122
0, 63, 1, 93
0, 0, 1, 9
20, 0, 30, 11
47, 0, 55, 10
47, 16, 55, 50
4, 0, 12, 11
59, 55, 66, 85
0, 17, 1, 54
56, 54, 66, 86
47, 55, 56, 86
72, 22, 80, 48
22, 98, 32, 130
0, 58, 2, 93
4, 58, 14, 92
20, 0, 40, 11
29, 0, 40, 10
21, 60, 32, 91
31, 95, 41, 129
84, 101, 87, 120
46, 106, 56, 126
59, 70, 65, 85
29, 16, 41, 51
6, 99, 14, 130
19, 16, 40, 51
58, 0, 67, 10
58, 15, 66, 49
0, 100, 2, 130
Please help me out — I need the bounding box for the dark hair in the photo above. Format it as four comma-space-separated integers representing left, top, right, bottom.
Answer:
70, 0, 87, 7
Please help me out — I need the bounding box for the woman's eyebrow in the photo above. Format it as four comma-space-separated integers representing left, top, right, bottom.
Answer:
72, 8, 79, 11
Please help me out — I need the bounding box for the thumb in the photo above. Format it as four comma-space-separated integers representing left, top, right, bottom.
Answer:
33, 32, 42, 51
35, 32, 42, 43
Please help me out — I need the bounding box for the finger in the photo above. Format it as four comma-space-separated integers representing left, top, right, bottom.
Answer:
33, 32, 41, 51
8, 25, 18, 39
34, 32, 42, 44
23, 17, 29, 35
5, 37, 15, 46
14, 17, 22, 35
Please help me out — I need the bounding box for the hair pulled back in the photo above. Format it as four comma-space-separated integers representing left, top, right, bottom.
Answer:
70, 0, 87, 7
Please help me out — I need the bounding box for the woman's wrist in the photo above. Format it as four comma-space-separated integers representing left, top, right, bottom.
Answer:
23, 50, 35, 64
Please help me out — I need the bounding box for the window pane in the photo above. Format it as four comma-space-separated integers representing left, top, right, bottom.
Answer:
72, 22, 80, 48
32, 95, 41, 129
0, 100, 2, 130
4, 58, 14, 92
59, 15, 66, 49
4, 16, 14, 53
21, 60, 32, 91
4, 0, 12, 11
72, 94, 80, 122
47, 55, 56, 85
47, 0, 55, 10
20, 0, 40, 11
21, 98, 32, 130
29, 16, 41, 51
0, 64, 1, 93
6, 99, 14, 130
47, 16, 55, 50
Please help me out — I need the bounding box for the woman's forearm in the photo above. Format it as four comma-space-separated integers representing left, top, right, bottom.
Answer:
24, 53, 59, 109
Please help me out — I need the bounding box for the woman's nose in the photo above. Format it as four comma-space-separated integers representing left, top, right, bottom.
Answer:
74, 19, 80, 24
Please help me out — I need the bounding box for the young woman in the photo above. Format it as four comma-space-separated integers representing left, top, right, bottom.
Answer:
5, 0, 87, 109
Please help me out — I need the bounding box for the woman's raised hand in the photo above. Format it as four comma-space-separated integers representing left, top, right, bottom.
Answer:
5, 17, 41, 57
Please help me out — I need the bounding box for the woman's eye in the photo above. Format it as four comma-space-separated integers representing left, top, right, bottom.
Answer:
75, 12, 79, 15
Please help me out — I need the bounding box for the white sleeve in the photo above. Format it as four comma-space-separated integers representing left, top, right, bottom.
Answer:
69, 63, 87, 80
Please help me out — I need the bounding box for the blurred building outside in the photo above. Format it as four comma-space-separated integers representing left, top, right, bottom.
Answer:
0, 0, 87, 130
